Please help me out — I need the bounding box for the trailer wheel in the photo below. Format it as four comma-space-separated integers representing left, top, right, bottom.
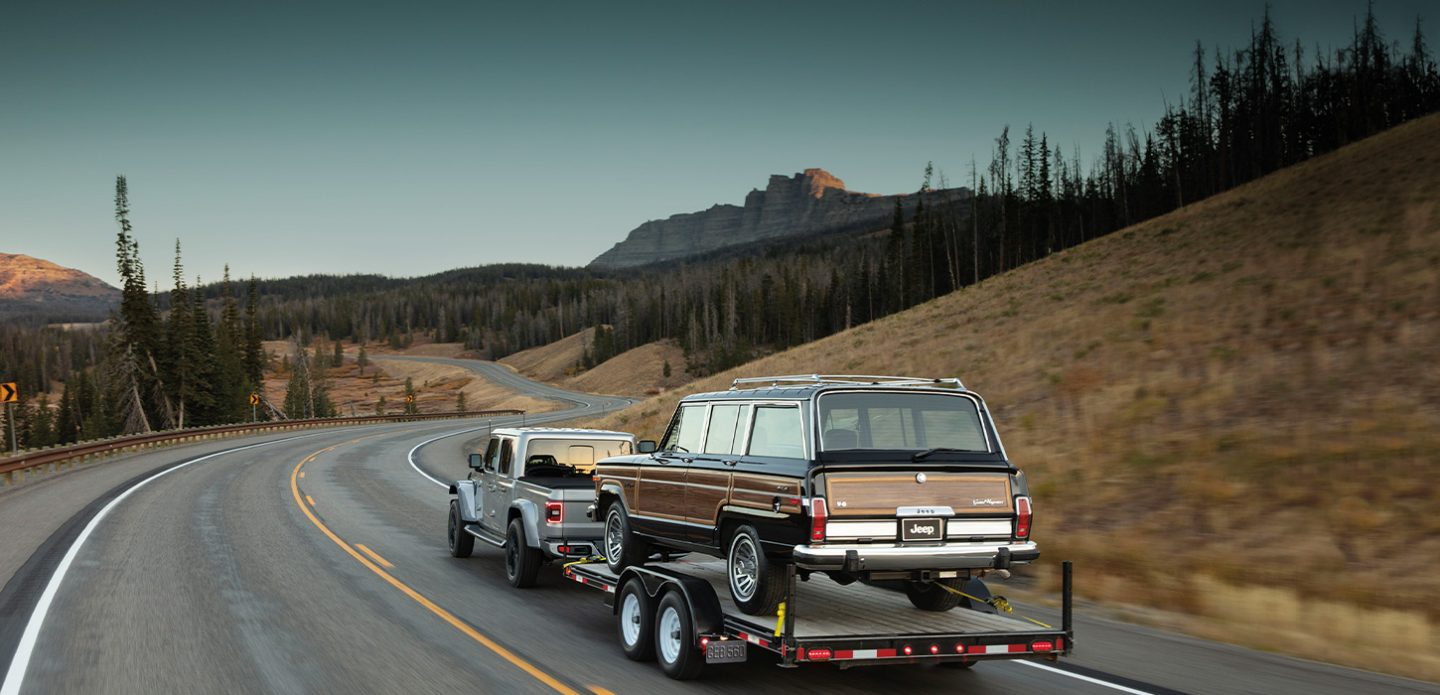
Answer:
617, 578, 656, 661
448, 500, 473, 558
726, 525, 785, 615
604, 504, 649, 574
505, 518, 542, 588
655, 591, 704, 680
904, 578, 964, 611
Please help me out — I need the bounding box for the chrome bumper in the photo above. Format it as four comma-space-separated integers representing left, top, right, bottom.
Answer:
792, 541, 1039, 571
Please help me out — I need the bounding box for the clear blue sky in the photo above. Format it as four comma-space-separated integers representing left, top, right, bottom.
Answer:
1, 0, 1431, 286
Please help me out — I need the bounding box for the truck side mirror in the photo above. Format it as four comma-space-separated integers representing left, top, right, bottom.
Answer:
637, 440, 657, 454
468, 453, 484, 470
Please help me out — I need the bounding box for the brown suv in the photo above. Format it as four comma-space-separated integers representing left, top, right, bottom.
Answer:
592, 375, 1038, 615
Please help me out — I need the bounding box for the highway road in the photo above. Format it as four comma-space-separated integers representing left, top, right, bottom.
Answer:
0, 357, 1434, 695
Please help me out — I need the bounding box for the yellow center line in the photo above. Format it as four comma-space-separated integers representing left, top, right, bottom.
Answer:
588, 687, 618, 695
291, 439, 582, 695
306, 495, 316, 506
299, 471, 306, 479
355, 543, 395, 569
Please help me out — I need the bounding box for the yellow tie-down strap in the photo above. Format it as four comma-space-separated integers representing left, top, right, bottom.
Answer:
562, 555, 606, 571
937, 584, 1052, 629
773, 602, 787, 637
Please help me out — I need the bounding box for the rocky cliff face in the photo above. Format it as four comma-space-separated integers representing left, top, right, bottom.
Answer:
589, 169, 969, 269
0, 253, 119, 321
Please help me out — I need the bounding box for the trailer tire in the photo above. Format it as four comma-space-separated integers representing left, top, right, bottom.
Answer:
655, 591, 704, 680
604, 504, 648, 574
904, 577, 964, 612
505, 518, 542, 588
726, 525, 786, 615
448, 500, 473, 558
617, 578, 656, 661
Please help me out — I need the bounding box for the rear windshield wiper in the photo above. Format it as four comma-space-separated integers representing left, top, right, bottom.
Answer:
912, 447, 968, 461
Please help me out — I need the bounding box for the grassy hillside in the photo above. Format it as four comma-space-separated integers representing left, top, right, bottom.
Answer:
591, 115, 1440, 678
499, 327, 596, 382
501, 327, 692, 398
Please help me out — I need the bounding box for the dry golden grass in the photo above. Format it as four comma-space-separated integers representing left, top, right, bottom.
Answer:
589, 114, 1440, 678
500, 327, 596, 382
567, 339, 690, 397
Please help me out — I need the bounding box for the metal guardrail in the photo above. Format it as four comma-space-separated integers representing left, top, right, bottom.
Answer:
0, 409, 524, 486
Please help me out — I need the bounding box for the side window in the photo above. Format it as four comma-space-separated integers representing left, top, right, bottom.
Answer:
483, 437, 500, 471
499, 439, 515, 476
702, 404, 744, 455
747, 406, 804, 459
661, 405, 705, 453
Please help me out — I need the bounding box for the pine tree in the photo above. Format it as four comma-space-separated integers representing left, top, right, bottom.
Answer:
456, 390, 467, 412
242, 276, 265, 388
357, 345, 369, 376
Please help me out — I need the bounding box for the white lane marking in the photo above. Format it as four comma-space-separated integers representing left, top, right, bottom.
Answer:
0, 433, 326, 695
1014, 661, 1157, 695
406, 426, 496, 488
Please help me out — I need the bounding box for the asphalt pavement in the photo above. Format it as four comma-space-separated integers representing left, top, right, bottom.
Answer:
0, 357, 1434, 695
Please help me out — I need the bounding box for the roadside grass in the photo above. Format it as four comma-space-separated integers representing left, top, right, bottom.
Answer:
586, 114, 1440, 679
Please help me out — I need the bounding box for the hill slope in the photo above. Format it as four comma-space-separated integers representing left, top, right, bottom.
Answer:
0, 253, 118, 321
592, 115, 1440, 678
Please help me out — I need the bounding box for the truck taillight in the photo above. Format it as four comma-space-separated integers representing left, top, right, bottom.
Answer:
1015, 496, 1032, 539
545, 501, 564, 524
809, 498, 828, 543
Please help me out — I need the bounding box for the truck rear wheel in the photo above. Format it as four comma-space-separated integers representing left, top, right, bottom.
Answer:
655, 591, 704, 680
505, 518, 542, 588
726, 525, 785, 615
604, 504, 649, 574
448, 500, 473, 558
617, 578, 656, 661
904, 577, 964, 611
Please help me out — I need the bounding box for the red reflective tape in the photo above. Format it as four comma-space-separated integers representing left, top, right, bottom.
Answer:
876, 648, 897, 658
1009, 643, 1027, 653
1056, 638, 1064, 650
834, 650, 854, 660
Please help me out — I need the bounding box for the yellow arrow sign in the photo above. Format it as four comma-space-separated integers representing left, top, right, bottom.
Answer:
0, 382, 16, 403
405, 394, 415, 403
249, 393, 261, 406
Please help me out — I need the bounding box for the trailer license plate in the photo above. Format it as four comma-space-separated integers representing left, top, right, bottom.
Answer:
705, 639, 747, 664
901, 517, 944, 542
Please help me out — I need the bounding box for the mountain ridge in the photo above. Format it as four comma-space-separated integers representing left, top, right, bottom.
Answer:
0, 253, 119, 321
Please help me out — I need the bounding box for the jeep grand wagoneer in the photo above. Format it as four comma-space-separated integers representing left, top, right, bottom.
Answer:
593, 375, 1038, 615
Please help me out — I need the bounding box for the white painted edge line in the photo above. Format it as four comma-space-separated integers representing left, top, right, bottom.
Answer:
0, 432, 327, 695
406, 425, 496, 489
1013, 661, 1157, 695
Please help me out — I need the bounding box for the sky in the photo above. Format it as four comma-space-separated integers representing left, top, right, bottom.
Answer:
1, 0, 1432, 287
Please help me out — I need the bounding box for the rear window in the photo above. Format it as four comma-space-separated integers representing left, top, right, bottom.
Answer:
818, 392, 988, 452
524, 438, 633, 474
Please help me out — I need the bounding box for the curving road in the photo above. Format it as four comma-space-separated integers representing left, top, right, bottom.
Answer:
0, 357, 1433, 695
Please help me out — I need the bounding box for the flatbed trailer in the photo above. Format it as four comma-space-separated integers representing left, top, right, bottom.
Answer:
564, 556, 1073, 679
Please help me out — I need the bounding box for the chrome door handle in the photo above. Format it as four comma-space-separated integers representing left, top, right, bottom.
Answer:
722, 460, 739, 467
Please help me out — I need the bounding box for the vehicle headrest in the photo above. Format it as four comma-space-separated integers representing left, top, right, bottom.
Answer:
823, 429, 858, 450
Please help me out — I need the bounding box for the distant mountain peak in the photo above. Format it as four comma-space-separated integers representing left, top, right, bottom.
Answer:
0, 253, 119, 322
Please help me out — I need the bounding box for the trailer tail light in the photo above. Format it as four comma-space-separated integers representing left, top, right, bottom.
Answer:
809, 498, 828, 543
1031, 640, 1054, 652
902, 644, 913, 656
545, 501, 564, 524
954, 644, 966, 654
806, 648, 832, 661
1015, 496, 1032, 539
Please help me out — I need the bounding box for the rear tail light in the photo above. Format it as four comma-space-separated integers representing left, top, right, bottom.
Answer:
929, 644, 940, 655
545, 501, 564, 524
809, 498, 828, 543
902, 644, 913, 656
1031, 640, 1054, 652
806, 648, 832, 661
1015, 496, 1032, 539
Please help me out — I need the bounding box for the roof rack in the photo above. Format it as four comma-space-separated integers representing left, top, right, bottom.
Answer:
729, 374, 964, 390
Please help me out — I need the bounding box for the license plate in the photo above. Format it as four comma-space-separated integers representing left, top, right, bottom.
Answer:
705, 639, 747, 664
901, 517, 944, 542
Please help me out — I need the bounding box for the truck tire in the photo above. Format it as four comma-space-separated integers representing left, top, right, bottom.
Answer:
505, 518, 542, 588
448, 500, 473, 558
617, 578, 656, 661
904, 578, 964, 612
726, 525, 785, 615
655, 591, 704, 680
604, 504, 649, 574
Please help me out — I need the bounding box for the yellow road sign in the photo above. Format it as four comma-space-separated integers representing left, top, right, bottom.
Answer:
405, 394, 415, 404
0, 382, 16, 403
249, 393, 261, 406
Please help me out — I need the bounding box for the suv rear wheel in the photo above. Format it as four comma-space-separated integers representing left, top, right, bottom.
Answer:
726, 525, 785, 615
604, 504, 649, 573
904, 577, 964, 611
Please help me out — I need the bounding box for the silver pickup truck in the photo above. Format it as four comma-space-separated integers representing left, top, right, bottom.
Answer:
447, 427, 636, 587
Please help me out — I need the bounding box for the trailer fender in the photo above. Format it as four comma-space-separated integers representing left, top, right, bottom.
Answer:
453, 480, 481, 523
619, 568, 724, 636
509, 499, 542, 548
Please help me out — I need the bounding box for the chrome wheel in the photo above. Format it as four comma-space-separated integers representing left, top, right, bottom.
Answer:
605, 508, 625, 561
657, 604, 682, 665
728, 533, 759, 602
621, 592, 643, 647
